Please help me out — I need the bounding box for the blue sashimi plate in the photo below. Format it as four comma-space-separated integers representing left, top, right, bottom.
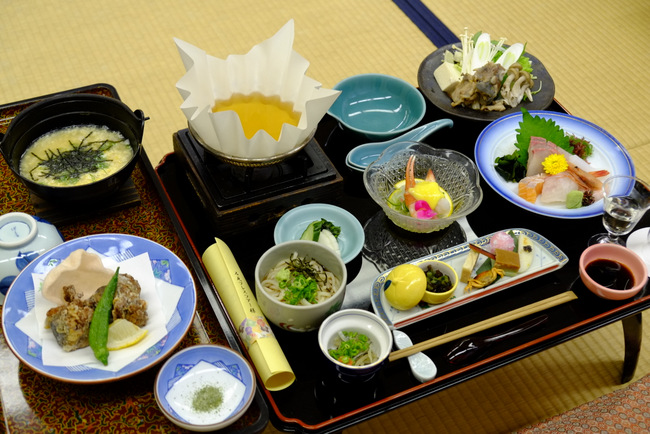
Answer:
274, 203, 364, 264
475, 111, 635, 218
1, 233, 197, 384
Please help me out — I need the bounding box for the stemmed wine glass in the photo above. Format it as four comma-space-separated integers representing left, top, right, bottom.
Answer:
589, 175, 650, 245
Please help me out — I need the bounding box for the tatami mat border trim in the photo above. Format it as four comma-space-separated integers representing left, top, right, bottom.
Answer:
392, 0, 459, 46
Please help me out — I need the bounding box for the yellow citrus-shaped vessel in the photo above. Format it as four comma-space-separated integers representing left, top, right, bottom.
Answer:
384, 264, 427, 310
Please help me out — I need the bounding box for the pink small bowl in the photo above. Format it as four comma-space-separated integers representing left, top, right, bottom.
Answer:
579, 244, 648, 300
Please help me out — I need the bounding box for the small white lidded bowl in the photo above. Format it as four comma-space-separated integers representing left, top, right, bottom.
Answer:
154, 345, 256, 432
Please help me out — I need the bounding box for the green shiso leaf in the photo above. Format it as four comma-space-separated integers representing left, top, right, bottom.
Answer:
514, 108, 573, 167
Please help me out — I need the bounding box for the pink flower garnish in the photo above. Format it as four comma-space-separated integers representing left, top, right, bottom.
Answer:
414, 200, 437, 219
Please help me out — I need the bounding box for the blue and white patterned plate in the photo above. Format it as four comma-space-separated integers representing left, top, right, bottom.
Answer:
154, 344, 256, 432
1, 233, 196, 383
475, 111, 635, 218
371, 229, 568, 329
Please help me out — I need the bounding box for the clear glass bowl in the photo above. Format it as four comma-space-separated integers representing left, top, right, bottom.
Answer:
363, 142, 483, 233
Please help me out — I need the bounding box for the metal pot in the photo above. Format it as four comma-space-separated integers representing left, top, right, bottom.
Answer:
0, 93, 146, 202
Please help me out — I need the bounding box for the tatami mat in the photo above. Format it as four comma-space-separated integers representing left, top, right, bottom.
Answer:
0, 0, 434, 169
1, 1, 649, 433
422, 0, 650, 185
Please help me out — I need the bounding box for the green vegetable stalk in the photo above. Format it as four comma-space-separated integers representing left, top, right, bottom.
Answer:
88, 267, 120, 365
300, 219, 341, 241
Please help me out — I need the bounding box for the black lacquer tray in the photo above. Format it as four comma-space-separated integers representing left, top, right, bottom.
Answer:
153, 98, 650, 433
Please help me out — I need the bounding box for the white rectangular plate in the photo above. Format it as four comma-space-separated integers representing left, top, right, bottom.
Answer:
370, 228, 568, 328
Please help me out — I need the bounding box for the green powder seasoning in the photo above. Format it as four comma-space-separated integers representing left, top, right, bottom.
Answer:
191, 385, 224, 413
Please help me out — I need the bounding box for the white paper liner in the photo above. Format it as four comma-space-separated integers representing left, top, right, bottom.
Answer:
16, 251, 183, 373
174, 19, 340, 160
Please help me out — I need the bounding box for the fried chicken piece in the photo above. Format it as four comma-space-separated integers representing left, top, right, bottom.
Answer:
45, 273, 148, 352
94, 273, 148, 326
45, 285, 95, 352
112, 273, 148, 327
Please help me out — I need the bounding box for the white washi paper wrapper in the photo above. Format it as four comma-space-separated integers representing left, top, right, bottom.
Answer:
174, 19, 340, 160
16, 250, 183, 372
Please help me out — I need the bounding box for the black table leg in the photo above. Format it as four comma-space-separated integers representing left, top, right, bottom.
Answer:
621, 313, 643, 383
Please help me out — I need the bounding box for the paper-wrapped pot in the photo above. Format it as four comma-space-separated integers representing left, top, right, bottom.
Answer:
175, 20, 340, 166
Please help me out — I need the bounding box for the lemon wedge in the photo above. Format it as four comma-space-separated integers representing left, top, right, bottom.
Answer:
388, 179, 425, 211
387, 179, 453, 218
107, 318, 148, 350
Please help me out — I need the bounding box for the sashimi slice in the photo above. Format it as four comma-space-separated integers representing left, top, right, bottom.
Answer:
557, 148, 593, 172
518, 175, 547, 203
527, 136, 559, 177
539, 173, 579, 204
528, 137, 601, 174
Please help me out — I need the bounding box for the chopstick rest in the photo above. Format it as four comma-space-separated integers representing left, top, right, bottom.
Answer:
389, 291, 578, 362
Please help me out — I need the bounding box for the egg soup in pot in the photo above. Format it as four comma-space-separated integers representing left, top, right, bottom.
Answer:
19, 124, 134, 187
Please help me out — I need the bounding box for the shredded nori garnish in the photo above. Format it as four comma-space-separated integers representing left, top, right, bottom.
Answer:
284, 256, 327, 284
28, 131, 126, 184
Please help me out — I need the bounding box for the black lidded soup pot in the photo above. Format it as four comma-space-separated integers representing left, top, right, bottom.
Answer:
0, 93, 147, 203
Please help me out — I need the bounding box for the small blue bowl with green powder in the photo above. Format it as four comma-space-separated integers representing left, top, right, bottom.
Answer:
154, 344, 256, 432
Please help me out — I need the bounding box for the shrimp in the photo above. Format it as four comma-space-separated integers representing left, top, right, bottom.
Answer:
566, 164, 608, 191
404, 155, 436, 218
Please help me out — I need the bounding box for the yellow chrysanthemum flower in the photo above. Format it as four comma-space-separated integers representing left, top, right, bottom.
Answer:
542, 154, 569, 175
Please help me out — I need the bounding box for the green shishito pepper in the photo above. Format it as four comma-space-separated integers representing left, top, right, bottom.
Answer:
88, 267, 120, 365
